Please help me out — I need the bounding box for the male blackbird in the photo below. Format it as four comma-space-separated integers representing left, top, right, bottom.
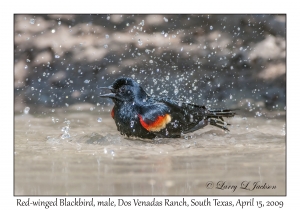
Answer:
100, 77, 235, 139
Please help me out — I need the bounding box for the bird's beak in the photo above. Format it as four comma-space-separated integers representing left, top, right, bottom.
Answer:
99, 93, 116, 99
99, 85, 120, 99
99, 85, 114, 90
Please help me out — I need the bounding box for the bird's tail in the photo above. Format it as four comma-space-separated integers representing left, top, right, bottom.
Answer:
206, 109, 237, 131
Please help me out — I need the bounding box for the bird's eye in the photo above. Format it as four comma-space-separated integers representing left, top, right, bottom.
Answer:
119, 86, 126, 93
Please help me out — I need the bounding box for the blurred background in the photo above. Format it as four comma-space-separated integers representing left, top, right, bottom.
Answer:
14, 14, 286, 114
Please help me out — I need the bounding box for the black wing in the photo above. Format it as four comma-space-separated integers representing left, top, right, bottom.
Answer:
153, 96, 235, 133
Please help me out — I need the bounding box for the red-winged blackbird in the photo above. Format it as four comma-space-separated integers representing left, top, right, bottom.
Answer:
100, 77, 236, 139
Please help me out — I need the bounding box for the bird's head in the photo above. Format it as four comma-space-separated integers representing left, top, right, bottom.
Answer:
100, 77, 148, 103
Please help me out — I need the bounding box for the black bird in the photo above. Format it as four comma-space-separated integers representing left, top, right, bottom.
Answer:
100, 77, 236, 139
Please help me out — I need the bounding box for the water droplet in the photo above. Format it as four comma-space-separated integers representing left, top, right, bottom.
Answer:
256, 112, 262, 117
130, 121, 134, 128
105, 34, 109, 39
24, 107, 30, 114
61, 133, 70, 139
30, 19, 35, 24
140, 20, 144, 26
51, 29, 56, 33
174, 89, 179, 95
84, 80, 90, 84
163, 17, 168, 22
107, 16, 110, 20
58, 21, 61, 25
230, 95, 232, 99
24, 65, 28, 69
210, 26, 213, 30
149, 60, 153, 64
104, 44, 108, 49
55, 55, 60, 58
26, 59, 31, 63
61, 126, 69, 132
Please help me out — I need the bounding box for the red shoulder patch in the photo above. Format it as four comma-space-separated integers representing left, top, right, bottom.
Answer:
111, 106, 115, 119
139, 114, 171, 132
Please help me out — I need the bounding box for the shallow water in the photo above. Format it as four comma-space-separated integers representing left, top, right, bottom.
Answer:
14, 109, 286, 195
